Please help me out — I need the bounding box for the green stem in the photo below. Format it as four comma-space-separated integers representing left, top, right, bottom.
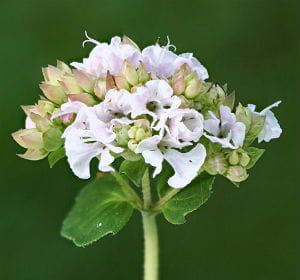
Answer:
141, 168, 159, 280
152, 188, 180, 211
111, 172, 143, 209
142, 212, 159, 280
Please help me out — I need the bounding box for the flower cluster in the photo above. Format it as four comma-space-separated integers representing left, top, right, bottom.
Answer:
12, 34, 282, 189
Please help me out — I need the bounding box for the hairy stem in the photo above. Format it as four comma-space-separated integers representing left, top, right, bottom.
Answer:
111, 172, 143, 209
142, 167, 159, 280
152, 188, 181, 211
142, 212, 159, 280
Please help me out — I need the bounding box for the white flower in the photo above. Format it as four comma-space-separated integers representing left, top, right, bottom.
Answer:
142, 40, 208, 80
62, 105, 123, 179
204, 105, 246, 149
136, 137, 206, 188
158, 108, 204, 148
247, 101, 282, 143
131, 80, 181, 122
71, 32, 142, 77
134, 107, 206, 188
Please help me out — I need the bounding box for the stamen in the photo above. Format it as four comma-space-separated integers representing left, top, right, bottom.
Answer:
82, 31, 101, 48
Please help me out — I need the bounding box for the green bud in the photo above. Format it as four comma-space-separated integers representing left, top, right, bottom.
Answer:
114, 75, 130, 91
68, 93, 97, 106
128, 139, 138, 151
179, 95, 194, 108
123, 60, 139, 86
185, 78, 201, 99
204, 153, 228, 175
172, 69, 185, 95
39, 83, 67, 105
135, 128, 146, 141
60, 74, 82, 94
73, 69, 96, 93
128, 127, 137, 139
94, 78, 107, 100
137, 62, 150, 84
223, 91, 235, 110
135, 119, 150, 129
12, 128, 40, 149
30, 112, 53, 132
113, 125, 130, 146
56, 60, 72, 74
122, 35, 141, 51
37, 100, 55, 117
17, 148, 49, 161
240, 153, 250, 167
43, 128, 64, 152
42, 65, 64, 85
226, 166, 248, 183
236, 103, 252, 132
229, 150, 239, 165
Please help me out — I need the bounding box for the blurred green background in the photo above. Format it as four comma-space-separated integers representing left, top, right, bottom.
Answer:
1, 0, 299, 279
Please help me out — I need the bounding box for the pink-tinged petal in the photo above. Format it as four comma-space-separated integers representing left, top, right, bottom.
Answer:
12, 129, 39, 148
68, 93, 97, 106
164, 143, 207, 189
25, 116, 36, 129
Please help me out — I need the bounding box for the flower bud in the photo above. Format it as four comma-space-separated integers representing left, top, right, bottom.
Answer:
135, 128, 146, 142
122, 35, 141, 51
240, 152, 250, 167
12, 128, 40, 149
56, 60, 72, 74
114, 75, 130, 91
42, 65, 64, 85
106, 71, 117, 91
204, 153, 228, 175
229, 150, 239, 165
37, 100, 55, 117
60, 74, 82, 94
128, 127, 137, 139
172, 69, 185, 95
94, 78, 107, 99
226, 166, 248, 183
113, 125, 130, 146
72, 69, 96, 93
123, 60, 139, 86
137, 62, 150, 84
30, 112, 53, 132
39, 83, 67, 104
223, 92, 235, 110
236, 103, 252, 132
68, 93, 98, 106
60, 113, 75, 125
185, 78, 201, 99
17, 149, 49, 161
128, 139, 138, 151
179, 96, 194, 108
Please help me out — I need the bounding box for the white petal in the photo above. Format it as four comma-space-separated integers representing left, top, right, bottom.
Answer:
142, 45, 177, 77
258, 110, 282, 143
231, 122, 246, 147
220, 105, 236, 135
204, 133, 237, 149
136, 135, 162, 153
142, 149, 164, 177
164, 144, 207, 188
98, 148, 115, 172
204, 118, 220, 136
64, 128, 103, 179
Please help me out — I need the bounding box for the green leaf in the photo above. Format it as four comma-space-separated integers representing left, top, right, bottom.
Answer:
245, 147, 265, 169
119, 159, 147, 187
43, 128, 64, 152
160, 173, 215, 224
48, 147, 65, 168
61, 174, 134, 247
